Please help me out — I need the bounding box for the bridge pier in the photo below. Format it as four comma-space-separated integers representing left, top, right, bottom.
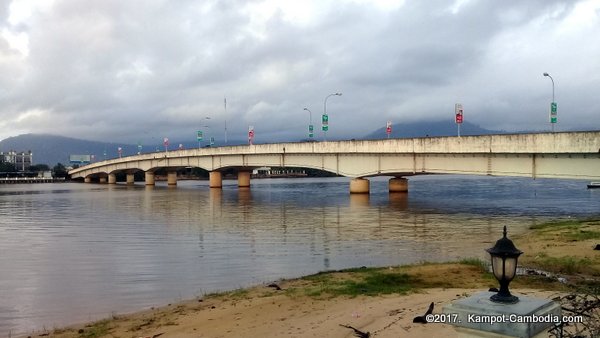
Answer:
84, 177, 91, 183
210, 171, 222, 188
238, 171, 251, 188
108, 174, 117, 184
167, 171, 177, 186
99, 177, 107, 184
126, 173, 135, 185
145, 172, 155, 186
389, 177, 408, 193
349, 178, 370, 194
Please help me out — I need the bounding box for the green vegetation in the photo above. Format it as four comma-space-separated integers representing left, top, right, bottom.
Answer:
567, 229, 600, 241
337, 271, 413, 296
53, 163, 68, 178
301, 268, 414, 297
29, 164, 50, 171
518, 218, 600, 276
205, 287, 250, 300
79, 319, 111, 338
458, 257, 489, 272
531, 253, 594, 275
530, 218, 600, 233
0, 162, 16, 172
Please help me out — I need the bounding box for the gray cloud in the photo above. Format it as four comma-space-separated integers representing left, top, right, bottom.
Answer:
0, 0, 598, 143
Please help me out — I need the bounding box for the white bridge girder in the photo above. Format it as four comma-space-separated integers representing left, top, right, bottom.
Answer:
69, 132, 600, 181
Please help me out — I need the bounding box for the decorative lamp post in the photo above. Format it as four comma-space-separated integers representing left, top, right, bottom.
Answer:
303, 107, 314, 139
486, 226, 523, 304
322, 92, 342, 141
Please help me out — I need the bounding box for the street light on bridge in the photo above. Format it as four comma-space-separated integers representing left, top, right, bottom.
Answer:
543, 72, 556, 132
197, 116, 211, 148
323, 92, 342, 141
303, 107, 314, 139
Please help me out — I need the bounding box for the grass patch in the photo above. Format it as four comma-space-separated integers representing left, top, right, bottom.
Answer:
79, 319, 111, 338
530, 219, 582, 230
334, 272, 413, 296
299, 268, 415, 297
518, 217, 600, 276
566, 230, 600, 241
205, 287, 250, 300
533, 255, 595, 275
529, 218, 600, 234
458, 258, 489, 272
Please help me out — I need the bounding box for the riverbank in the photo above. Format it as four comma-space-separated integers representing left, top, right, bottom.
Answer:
20, 218, 599, 338
22, 264, 566, 338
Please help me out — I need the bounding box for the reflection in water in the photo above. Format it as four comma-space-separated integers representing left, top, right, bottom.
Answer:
0, 176, 599, 334
388, 192, 408, 210
349, 193, 370, 207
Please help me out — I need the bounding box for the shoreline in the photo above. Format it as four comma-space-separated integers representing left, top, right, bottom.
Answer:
17, 272, 566, 338
15, 261, 570, 338
15, 218, 600, 337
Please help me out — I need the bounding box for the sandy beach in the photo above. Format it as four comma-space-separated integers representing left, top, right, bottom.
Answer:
33, 286, 561, 338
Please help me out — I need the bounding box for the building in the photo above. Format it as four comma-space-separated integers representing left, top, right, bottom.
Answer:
0, 151, 33, 172
252, 166, 307, 178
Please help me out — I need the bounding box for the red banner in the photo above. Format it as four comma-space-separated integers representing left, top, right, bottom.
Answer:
455, 114, 463, 124
248, 126, 255, 145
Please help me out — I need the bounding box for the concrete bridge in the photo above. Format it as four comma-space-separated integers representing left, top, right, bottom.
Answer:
68, 131, 600, 193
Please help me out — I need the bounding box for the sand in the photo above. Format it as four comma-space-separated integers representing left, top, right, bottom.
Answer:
37, 287, 561, 338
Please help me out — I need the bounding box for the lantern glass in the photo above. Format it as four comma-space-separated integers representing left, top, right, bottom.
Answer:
491, 256, 504, 280
504, 257, 518, 280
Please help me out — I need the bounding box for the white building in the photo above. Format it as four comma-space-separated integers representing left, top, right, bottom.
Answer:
0, 151, 33, 171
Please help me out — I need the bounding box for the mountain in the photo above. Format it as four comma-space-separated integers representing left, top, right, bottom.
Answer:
363, 120, 505, 139
0, 134, 138, 166
0, 134, 249, 166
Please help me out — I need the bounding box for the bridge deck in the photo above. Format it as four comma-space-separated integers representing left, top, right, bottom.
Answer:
69, 132, 600, 180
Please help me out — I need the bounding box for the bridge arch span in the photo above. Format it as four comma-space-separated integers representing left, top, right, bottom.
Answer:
68, 132, 600, 193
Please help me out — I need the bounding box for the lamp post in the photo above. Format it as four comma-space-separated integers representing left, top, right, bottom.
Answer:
543, 72, 556, 132
486, 226, 523, 304
197, 116, 211, 148
224, 97, 228, 145
323, 92, 342, 141
303, 107, 314, 139
202, 125, 210, 147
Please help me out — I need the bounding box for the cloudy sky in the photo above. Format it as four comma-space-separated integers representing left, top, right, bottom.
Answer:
0, 0, 599, 144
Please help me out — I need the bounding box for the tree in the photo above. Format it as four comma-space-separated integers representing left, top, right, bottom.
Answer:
29, 164, 50, 172
0, 162, 16, 172
53, 163, 68, 178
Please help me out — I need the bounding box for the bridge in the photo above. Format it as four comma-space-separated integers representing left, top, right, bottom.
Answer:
69, 131, 600, 193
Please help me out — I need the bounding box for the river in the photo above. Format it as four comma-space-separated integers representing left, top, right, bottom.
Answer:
1, 175, 599, 335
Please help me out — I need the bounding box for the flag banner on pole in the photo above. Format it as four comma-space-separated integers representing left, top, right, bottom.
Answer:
386, 121, 392, 135
455, 103, 464, 124
163, 137, 169, 146
248, 126, 255, 144
550, 102, 557, 123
